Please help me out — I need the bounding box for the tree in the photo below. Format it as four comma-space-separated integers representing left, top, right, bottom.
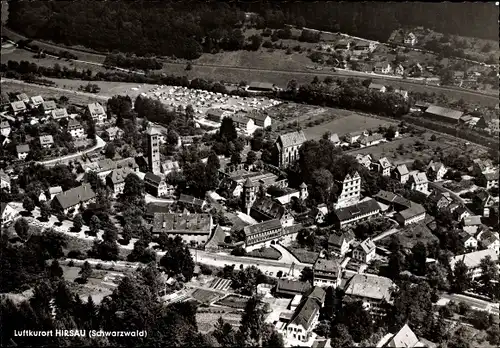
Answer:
219, 118, 237, 142
246, 150, 257, 165
448, 326, 471, 348
287, 79, 298, 94
159, 236, 195, 281
48, 259, 63, 279
79, 261, 92, 283
40, 202, 51, 221
478, 256, 499, 299
73, 214, 83, 232
104, 143, 116, 159
330, 324, 354, 348
231, 152, 242, 165
122, 173, 144, 204
451, 260, 472, 293
248, 34, 263, 51
213, 317, 237, 347
14, 218, 30, 240
238, 296, 265, 346
300, 267, 313, 283
231, 266, 264, 296
89, 215, 100, 236
128, 238, 156, 264
335, 300, 373, 342
409, 242, 427, 276
23, 196, 35, 214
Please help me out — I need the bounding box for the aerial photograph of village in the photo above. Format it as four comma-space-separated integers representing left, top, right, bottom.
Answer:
0, 1, 498, 347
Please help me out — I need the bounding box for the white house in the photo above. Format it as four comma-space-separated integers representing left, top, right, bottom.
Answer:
344, 274, 394, 316
105, 126, 124, 141
40, 135, 54, 149
352, 238, 376, 264
51, 183, 96, 216
368, 83, 387, 93
0, 121, 11, 137
458, 231, 478, 250
395, 203, 426, 226
426, 160, 447, 182
10, 101, 27, 115
30, 95, 44, 108
408, 172, 429, 194
1, 202, 19, 225
374, 62, 393, 74
450, 249, 498, 279
394, 64, 405, 76
51, 108, 69, 120
16, 144, 30, 160
394, 89, 409, 100
86, 102, 107, 124
404, 32, 417, 46
67, 119, 85, 138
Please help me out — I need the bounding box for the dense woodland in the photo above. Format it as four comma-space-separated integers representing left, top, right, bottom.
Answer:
7, 1, 497, 59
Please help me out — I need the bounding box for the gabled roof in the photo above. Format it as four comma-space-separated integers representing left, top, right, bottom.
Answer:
179, 193, 205, 207
458, 230, 476, 243
398, 203, 426, 220
425, 105, 463, 121
49, 186, 63, 195
483, 171, 499, 181
379, 157, 392, 168
277, 131, 307, 148
329, 133, 340, 143
357, 238, 376, 254
0, 169, 10, 183
344, 274, 394, 301
388, 324, 420, 348
106, 126, 123, 135
248, 82, 275, 90
67, 119, 83, 129
31, 95, 44, 105
243, 219, 282, 237
328, 231, 354, 247
247, 111, 270, 122
107, 167, 133, 185
39, 135, 54, 145
16, 93, 29, 101
303, 286, 326, 305
334, 198, 380, 222
395, 164, 409, 176
463, 215, 481, 226
450, 249, 498, 270
10, 101, 26, 112
87, 102, 105, 115
275, 279, 312, 296
368, 83, 386, 91
16, 144, 30, 153
427, 160, 445, 172
51, 108, 68, 118
0, 121, 10, 129
288, 297, 321, 330
481, 234, 500, 248
54, 183, 96, 209
314, 258, 341, 274
251, 196, 285, 220
144, 172, 162, 185
152, 213, 212, 234
42, 100, 57, 110
410, 172, 428, 184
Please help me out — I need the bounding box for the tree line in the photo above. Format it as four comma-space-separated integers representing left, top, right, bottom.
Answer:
103, 53, 163, 71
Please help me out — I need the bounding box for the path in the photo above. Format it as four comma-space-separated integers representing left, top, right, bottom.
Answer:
144, 194, 175, 204
429, 182, 474, 214
372, 227, 400, 242
273, 243, 304, 265
36, 135, 106, 166
440, 293, 500, 316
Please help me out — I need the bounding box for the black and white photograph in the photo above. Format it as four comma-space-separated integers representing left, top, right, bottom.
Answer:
0, 1, 499, 347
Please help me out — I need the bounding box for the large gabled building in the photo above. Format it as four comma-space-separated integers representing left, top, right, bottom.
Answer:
275, 131, 307, 167
334, 171, 361, 209
51, 183, 96, 216
242, 219, 283, 252
344, 273, 394, 316
152, 213, 213, 245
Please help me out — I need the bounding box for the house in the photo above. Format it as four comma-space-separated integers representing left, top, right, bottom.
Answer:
106, 167, 133, 197
479, 232, 500, 255
333, 198, 381, 229
16, 144, 30, 160
424, 105, 463, 124
151, 213, 213, 245
310, 204, 328, 224
178, 193, 206, 212
42, 100, 57, 113
50, 108, 68, 120
247, 82, 275, 92
359, 133, 385, 147
460, 216, 482, 236
478, 171, 499, 189
376, 157, 392, 176
328, 231, 354, 257
394, 89, 409, 100
368, 83, 387, 93
10, 101, 27, 115
392, 164, 410, 184
431, 191, 453, 211
404, 32, 417, 46
395, 203, 426, 226
284, 287, 325, 343
373, 190, 412, 212
16, 93, 29, 103
335, 171, 362, 209
394, 64, 405, 76
0, 170, 11, 192
86, 102, 107, 124
344, 274, 394, 316
162, 160, 181, 175
472, 191, 494, 217
352, 41, 376, 55
85, 158, 139, 183
426, 160, 447, 182
408, 172, 429, 194
472, 158, 494, 175
450, 249, 498, 279
379, 324, 431, 348
228, 114, 255, 135
274, 279, 312, 298
356, 154, 373, 169
105, 126, 124, 141
454, 205, 471, 222
243, 219, 283, 252
48, 186, 63, 200
459, 230, 478, 250
346, 130, 367, 144
0, 121, 11, 137
247, 111, 272, 128
335, 40, 350, 51
51, 183, 96, 216
206, 108, 231, 123
1, 202, 19, 225
39, 135, 54, 149
144, 172, 175, 198
67, 119, 85, 138
30, 95, 44, 108
352, 238, 377, 264
276, 131, 307, 167
313, 258, 342, 288
374, 62, 393, 74
329, 133, 340, 146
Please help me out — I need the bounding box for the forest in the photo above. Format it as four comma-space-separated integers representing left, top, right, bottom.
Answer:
6, 1, 497, 59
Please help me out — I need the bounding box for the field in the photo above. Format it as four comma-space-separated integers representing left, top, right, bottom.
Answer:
304, 113, 398, 140
196, 310, 242, 334
287, 247, 319, 264
62, 265, 121, 304
191, 289, 221, 305
215, 295, 249, 309
247, 247, 282, 260
377, 223, 438, 250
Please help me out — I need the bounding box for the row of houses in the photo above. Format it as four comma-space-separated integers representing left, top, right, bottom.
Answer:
205, 108, 273, 135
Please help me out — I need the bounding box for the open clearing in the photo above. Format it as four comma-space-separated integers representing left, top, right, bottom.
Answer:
304, 113, 398, 140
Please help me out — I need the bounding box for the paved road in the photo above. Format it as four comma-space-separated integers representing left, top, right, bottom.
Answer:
429, 182, 474, 215
273, 243, 303, 264
440, 293, 500, 316
145, 194, 175, 204
36, 135, 106, 166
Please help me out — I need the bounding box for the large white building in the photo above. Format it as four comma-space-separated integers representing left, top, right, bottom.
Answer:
67, 119, 85, 138
152, 213, 213, 246
86, 102, 107, 124
344, 274, 394, 316
146, 127, 162, 175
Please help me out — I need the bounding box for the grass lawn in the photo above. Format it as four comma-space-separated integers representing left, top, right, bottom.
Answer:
247, 247, 282, 260
288, 247, 319, 264
47, 78, 157, 98
215, 295, 249, 309
191, 289, 221, 305
304, 113, 398, 140
378, 223, 438, 250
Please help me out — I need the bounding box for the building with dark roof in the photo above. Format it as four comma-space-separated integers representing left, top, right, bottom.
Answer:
144, 172, 174, 198
16, 144, 30, 160
178, 193, 206, 211
344, 273, 394, 316
152, 213, 213, 245
424, 105, 463, 124
51, 183, 96, 216
313, 258, 342, 288
373, 190, 412, 212
328, 231, 355, 257
248, 81, 275, 92
332, 198, 380, 229
247, 111, 272, 128
275, 131, 307, 167
243, 219, 283, 251
274, 279, 312, 298
106, 167, 133, 196
395, 203, 426, 226
392, 164, 410, 184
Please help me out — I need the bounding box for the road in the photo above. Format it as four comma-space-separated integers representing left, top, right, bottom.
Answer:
36, 135, 106, 166
428, 182, 474, 214
372, 227, 400, 242
145, 194, 175, 204
440, 293, 500, 316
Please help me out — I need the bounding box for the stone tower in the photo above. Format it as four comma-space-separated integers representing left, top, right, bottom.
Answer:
146, 127, 161, 175
243, 178, 257, 215
299, 182, 308, 200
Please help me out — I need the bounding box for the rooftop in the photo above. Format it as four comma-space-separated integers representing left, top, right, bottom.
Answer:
314, 257, 341, 274
243, 219, 282, 237
344, 273, 394, 301
39, 135, 54, 145
54, 183, 96, 209
88, 102, 105, 115
425, 105, 463, 121
398, 203, 426, 220
288, 297, 321, 331
16, 144, 30, 153
275, 279, 312, 295
152, 213, 212, 234
277, 131, 307, 148
450, 249, 498, 270
179, 193, 205, 207
334, 198, 380, 222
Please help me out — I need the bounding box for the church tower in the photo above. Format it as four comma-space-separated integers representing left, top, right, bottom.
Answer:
146, 127, 161, 175
243, 178, 257, 215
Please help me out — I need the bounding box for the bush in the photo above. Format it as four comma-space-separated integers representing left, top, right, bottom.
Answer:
68, 260, 75, 267
67, 250, 84, 259
96, 263, 103, 270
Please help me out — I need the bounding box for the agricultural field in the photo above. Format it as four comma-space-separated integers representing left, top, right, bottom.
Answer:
247, 247, 282, 260
215, 294, 249, 309
190, 289, 222, 305
304, 113, 398, 140
196, 310, 242, 334
346, 132, 488, 166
